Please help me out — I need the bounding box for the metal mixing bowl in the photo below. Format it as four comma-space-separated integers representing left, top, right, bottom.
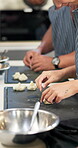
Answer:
0, 63, 10, 74
0, 55, 9, 63
0, 108, 59, 146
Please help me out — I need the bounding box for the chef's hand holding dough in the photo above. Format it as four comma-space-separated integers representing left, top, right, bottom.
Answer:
35, 69, 69, 91
40, 80, 78, 104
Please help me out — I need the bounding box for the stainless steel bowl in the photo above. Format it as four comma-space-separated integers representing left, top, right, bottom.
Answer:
0, 63, 10, 74
0, 55, 9, 63
0, 108, 59, 146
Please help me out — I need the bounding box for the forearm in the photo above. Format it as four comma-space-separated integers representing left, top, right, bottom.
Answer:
74, 80, 78, 94
61, 65, 76, 80
59, 51, 75, 68
37, 25, 53, 54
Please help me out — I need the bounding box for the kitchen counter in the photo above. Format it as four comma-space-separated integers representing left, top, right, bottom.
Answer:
0, 41, 40, 50
0, 41, 54, 110
0, 40, 55, 107
0, 138, 46, 148
0, 41, 43, 110
0, 41, 40, 110
0, 60, 25, 110
0, 41, 54, 148
0, 41, 78, 148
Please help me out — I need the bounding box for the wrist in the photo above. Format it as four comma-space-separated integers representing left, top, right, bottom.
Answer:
33, 48, 41, 54
37, 41, 47, 54
61, 66, 76, 80
71, 80, 78, 94
52, 56, 60, 69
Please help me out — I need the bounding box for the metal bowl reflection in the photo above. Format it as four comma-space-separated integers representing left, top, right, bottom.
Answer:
0, 108, 59, 146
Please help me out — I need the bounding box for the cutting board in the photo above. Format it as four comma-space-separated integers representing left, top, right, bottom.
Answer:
4, 87, 41, 109
4, 66, 41, 83
4, 87, 78, 121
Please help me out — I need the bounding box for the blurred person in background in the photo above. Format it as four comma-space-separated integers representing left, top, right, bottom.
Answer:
23, 0, 76, 72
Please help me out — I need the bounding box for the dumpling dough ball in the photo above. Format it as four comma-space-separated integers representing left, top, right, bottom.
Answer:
13, 72, 28, 81
43, 99, 51, 104
19, 73, 28, 81
27, 81, 37, 90
13, 72, 20, 80
13, 83, 26, 91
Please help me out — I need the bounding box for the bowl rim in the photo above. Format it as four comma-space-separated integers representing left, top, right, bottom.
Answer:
0, 63, 10, 71
0, 108, 59, 135
0, 56, 9, 63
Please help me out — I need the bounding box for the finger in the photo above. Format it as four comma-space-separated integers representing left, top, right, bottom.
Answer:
43, 77, 53, 88
40, 88, 50, 102
35, 76, 42, 91
31, 59, 39, 66
31, 63, 44, 72
42, 90, 53, 102
34, 67, 43, 72
55, 96, 62, 103
31, 63, 41, 71
23, 57, 30, 67
26, 55, 33, 64
47, 92, 57, 104
29, 59, 33, 68
38, 76, 48, 91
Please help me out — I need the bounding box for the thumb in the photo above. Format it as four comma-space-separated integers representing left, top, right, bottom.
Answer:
44, 78, 53, 87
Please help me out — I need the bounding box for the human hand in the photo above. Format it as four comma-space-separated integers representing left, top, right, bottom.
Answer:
35, 70, 65, 91
40, 80, 77, 104
58, 0, 78, 4
30, 55, 54, 72
23, 50, 39, 67
53, 0, 63, 8
53, 0, 78, 7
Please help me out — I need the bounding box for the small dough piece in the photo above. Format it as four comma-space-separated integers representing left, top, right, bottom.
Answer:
43, 99, 51, 104
27, 81, 37, 90
19, 73, 28, 81
13, 72, 28, 81
13, 83, 26, 91
13, 72, 20, 80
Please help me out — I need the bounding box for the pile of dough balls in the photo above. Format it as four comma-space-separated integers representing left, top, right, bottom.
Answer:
13, 72, 28, 81
13, 81, 37, 92
13, 83, 26, 91
27, 81, 37, 90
